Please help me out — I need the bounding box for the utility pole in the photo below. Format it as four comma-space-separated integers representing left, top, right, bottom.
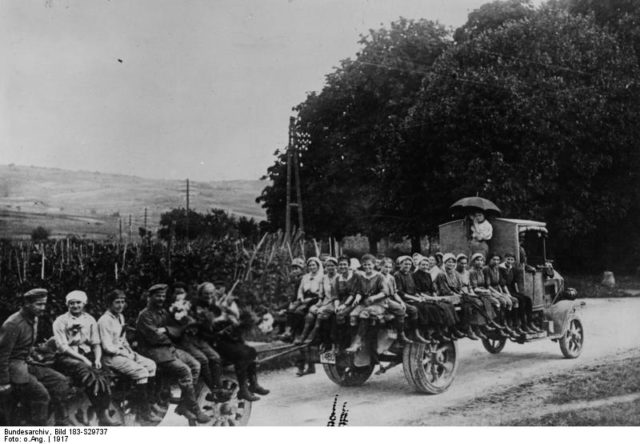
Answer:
285, 117, 293, 240
293, 128, 304, 233
186, 178, 190, 241
285, 116, 305, 239
144, 207, 148, 231
128, 214, 132, 241
119, 218, 123, 244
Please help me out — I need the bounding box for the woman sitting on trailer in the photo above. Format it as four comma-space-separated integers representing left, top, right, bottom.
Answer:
291, 257, 324, 344
334, 256, 358, 348
296, 257, 339, 345
414, 256, 459, 341
469, 253, 503, 330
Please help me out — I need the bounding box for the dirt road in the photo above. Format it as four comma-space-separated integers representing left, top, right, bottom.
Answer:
249, 297, 640, 426
161, 297, 640, 426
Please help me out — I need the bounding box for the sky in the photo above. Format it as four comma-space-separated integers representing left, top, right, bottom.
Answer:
2, 0, 503, 182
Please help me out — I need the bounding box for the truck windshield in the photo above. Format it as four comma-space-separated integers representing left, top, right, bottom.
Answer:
521, 230, 546, 266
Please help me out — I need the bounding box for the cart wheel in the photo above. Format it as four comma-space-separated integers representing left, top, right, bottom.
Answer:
188, 379, 252, 426
402, 340, 458, 394
481, 337, 507, 354
323, 361, 374, 387
559, 318, 584, 359
67, 394, 124, 426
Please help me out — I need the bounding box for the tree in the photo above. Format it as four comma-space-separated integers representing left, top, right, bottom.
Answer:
454, 0, 536, 42
408, 5, 640, 270
258, 18, 451, 252
31, 226, 50, 242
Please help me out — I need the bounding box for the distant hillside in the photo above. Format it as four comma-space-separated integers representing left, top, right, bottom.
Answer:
0, 164, 267, 239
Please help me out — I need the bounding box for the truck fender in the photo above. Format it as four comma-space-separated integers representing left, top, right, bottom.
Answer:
545, 300, 585, 336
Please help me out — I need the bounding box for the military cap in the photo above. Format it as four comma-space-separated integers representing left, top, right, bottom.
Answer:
23, 288, 48, 299
148, 283, 168, 294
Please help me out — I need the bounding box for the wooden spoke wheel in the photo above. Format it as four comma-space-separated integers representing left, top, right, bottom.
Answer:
402, 340, 458, 394
559, 318, 584, 359
323, 360, 375, 387
481, 337, 507, 354
189, 379, 252, 426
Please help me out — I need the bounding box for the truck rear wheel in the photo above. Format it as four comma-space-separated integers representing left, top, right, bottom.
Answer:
402, 341, 458, 394
323, 362, 374, 387
481, 337, 507, 354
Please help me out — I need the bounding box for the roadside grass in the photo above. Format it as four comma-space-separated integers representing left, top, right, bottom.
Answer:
509, 399, 640, 426
564, 274, 640, 298
434, 353, 640, 426
546, 356, 640, 404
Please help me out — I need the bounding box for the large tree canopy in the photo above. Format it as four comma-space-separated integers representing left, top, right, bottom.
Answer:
259, 1, 640, 271
409, 6, 640, 269
257, 18, 451, 251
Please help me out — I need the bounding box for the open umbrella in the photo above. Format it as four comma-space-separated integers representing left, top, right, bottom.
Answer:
450, 197, 501, 216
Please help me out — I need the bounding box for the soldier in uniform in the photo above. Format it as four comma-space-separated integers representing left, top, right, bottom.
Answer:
136, 284, 209, 423
0, 289, 72, 426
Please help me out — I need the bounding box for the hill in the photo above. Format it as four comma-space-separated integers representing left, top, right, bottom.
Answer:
0, 164, 266, 239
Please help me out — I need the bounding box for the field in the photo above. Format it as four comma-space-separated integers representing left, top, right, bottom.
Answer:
0, 164, 266, 238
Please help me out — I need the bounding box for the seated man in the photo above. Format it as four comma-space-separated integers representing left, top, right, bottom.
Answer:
193, 282, 269, 401
167, 283, 231, 402
52, 290, 119, 426
483, 254, 519, 337
277, 258, 305, 340
500, 253, 542, 334
0, 289, 72, 426
136, 284, 209, 423
97, 290, 161, 422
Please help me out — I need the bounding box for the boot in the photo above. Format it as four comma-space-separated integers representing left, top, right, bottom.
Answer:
278, 325, 294, 342
303, 362, 316, 375
473, 326, 488, 340
464, 326, 479, 341
146, 378, 166, 414
205, 363, 233, 402
413, 328, 430, 344
490, 320, 505, 330
294, 316, 315, 345
248, 364, 270, 396
237, 377, 260, 402
133, 383, 162, 423
393, 318, 412, 344
176, 385, 210, 423
451, 327, 467, 339
345, 320, 367, 353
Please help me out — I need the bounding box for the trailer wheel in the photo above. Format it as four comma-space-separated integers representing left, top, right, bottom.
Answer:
189, 379, 252, 426
402, 340, 458, 394
559, 318, 584, 359
323, 362, 374, 387
481, 337, 507, 354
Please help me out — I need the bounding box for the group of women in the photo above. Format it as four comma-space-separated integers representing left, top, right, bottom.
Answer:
279, 249, 543, 371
